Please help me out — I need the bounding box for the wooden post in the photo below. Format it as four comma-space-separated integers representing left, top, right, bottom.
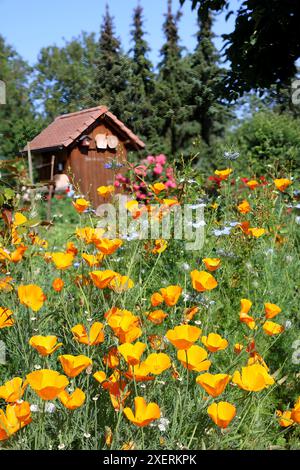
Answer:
27, 142, 34, 184
47, 155, 55, 221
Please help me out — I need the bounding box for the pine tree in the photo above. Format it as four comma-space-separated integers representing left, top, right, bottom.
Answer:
189, 9, 231, 145
88, 4, 130, 118
155, 0, 191, 155
122, 3, 157, 145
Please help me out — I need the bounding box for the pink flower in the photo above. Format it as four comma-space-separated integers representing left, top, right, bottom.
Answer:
165, 180, 177, 189
146, 156, 155, 164
155, 154, 167, 165
153, 165, 163, 175
134, 165, 147, 177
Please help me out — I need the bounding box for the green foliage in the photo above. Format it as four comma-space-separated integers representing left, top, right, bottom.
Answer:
225, 111, 300, 173
0, 36, 38, 158
31, 32, 98, 120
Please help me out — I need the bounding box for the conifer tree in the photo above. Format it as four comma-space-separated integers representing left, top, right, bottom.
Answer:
189, 9, 231, 145
88, 4, 130, 118
122, 3, 157, 145
155, 0, 190, 155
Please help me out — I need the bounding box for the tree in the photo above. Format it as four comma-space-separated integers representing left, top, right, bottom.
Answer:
180, 0, 300, 95
121, 3, 157, 144
88, 3, 131, 118
188, 9, 231, 145
155, 0, 191, 154
0, 35, 38, 157
32, 32, 97, 121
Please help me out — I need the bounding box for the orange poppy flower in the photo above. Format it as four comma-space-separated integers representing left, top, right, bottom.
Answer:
262, 320, 284, 336
150, 182, 166, 195
59, 354, 92, 378
147, 310, 168, 325
73, 198, 90, 213
0, 377, 27, 403
89, 270, 117, 289
151, 292, 164, 307
52, 278, 64, 292
264, 303, 281, 319
26, 369, 69, 400
202, 258, 221, 272
94, 238, 122, 255
190, 270, 218, 292
29, 335, 62, 356
248, 227, 266, 238
11, 244, 27, 263
18, 284, 46, 312
274, 178, 292, 192
0, 402, 31, 441
0, 277, 13, 292
234, 343, 244, 354
51, 252, 74, 270
124, 397, 160, 427
58, 388, 86, 410
14, 212, 28, 226
118, 342, 147, 365
97, 185, 115, 198
183, 306, 199, 323
277, 410, 294, 427
196, 373, 231, 397
0, 307, 14, 328
214, 168, 233, 181
144, 353, 171, 375
125, 363, 154, 382
166, 325, 201, 350
232, 364, 275, 392
66, 241, 78, 256
177, 345, 211, 372
291, 397, 300, 424
152, 239, 168, 254
201, 333, 228, 352
103, 347, 120, 369
237, 200, 251, 214
246, 180, 259, 190
71, 322, 105, 346
109, 274, 134, 293
239, 298, 256, 330
82, 253, 104, 267
159, 285, 182, 306
106, 308, 142, 344
207, 401, 236, 429
239, 221, 250, 235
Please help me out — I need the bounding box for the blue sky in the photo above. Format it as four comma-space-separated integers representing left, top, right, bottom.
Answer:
0, 0, 239, 67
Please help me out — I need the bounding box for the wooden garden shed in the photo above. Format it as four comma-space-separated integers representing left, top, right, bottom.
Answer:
24, 106, 145, 206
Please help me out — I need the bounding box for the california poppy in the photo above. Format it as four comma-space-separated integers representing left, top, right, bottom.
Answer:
159, 285, 182, 306
196, 373, 231, 397
264, 303, 281, 319
0, 307, 14, 328
124, 397, 160, 427
274, 178, 292, 192
51, 252, 74, 270
58, 388, 86, 410
214, 169, 233, 181
118, 342, 146, 366
177, 345, 211, 372
97, 185, 115, 198
26, 369, 69, 400
190, 270, 218, 292
89, 270, 117, 289
29, 335, 62, 356
263, 320, 284, 336
207, 401, 236, 429
73, 198, 90, 213
59, 354, 92, 378
18, 284, 46, 312
71, 322, 104, 346
0, 402, 31, 441
147, 310, 168, 325
201, 333, 228, 352
202, 258, 221, 272
152, 239, 168, 254
0, 377, 27, 403
166, 325, 201, 350
52, 278, 64, 292
232, 364, 274, 392
237, 200, 251, 214
144, 353, 171, 375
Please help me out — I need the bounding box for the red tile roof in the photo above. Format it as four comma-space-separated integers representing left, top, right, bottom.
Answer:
25, 106, 145, 152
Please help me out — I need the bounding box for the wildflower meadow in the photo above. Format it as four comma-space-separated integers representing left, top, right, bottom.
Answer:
0, 154, 300, 451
